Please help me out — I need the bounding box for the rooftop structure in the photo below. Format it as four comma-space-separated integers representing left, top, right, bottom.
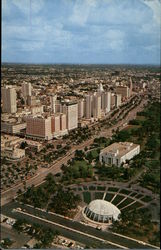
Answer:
83, 199, 121, 224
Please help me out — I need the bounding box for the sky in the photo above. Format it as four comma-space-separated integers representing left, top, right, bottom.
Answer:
2, 0, 161, 65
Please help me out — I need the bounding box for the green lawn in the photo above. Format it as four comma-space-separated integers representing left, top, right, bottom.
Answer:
135, 194, 144, 199
121, 201, 143, 212
104, 193, 115, 202
94, 192, 104, 200
141, 196, 153, 202
97, 186, 106, 191
112, 194, 124, 205
119, 189, 131, 195
108, 187, 119, 192
117, 197, 134, 209
89, 185, 96, 191
83, 192, 91, 204
136, 115, 146, 121
129, 192, 137, 197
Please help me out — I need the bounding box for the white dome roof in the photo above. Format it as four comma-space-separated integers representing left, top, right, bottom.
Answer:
88, 199, 121, 220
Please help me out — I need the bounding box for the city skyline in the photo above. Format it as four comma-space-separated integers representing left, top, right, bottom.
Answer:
2, 0, 160, 65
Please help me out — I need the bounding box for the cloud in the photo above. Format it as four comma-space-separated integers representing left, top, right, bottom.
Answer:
12, 0, 45, 14
2, 0, 160, 64
142, 0, 160, 24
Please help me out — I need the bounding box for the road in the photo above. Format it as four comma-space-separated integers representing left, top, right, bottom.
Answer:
1, 95, 147, 206
2, 201, 159, 249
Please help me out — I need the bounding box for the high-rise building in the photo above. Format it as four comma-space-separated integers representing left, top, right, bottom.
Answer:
101, 92, 111, 113
50, 94, 57, 113
85, 94, 93, 119
60, 113, 67, 131
22, 82, 32, 100
111, 93, 115, 109
2, 86, 17, 114
78, 99, 84, 119
115, 94, 122, 108
27, 96, 36, 106
66, 102, 78, 130
26, 116, 52, 140
116, 86, 129, 99
129, 78, 133, 96
93, 93, 102, 119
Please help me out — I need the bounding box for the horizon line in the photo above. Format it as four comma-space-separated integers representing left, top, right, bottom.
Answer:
2, 62, 160, 66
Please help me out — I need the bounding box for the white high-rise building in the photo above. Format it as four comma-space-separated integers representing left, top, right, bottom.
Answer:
2, 86, 17, 114
66, 102, 78, 130
85, 94, 93, 119
115, 94, 122, 108
101, 92, 111, 113
78, 99, 84, 119
50, 94, 57, 113
22, 82, 32, 100
93, 93, 102, 119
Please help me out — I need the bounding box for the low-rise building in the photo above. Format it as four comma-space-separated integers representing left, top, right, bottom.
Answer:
99, 142, 140, 167
1, 119, 26, 135
1, 146, 25, 160
25, 139, 43, 152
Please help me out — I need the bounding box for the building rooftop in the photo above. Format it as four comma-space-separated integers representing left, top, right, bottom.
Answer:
88, 199, 121, 220
100, 142, 139, 157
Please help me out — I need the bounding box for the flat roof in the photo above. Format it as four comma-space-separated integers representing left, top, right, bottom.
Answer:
100, 142, 139, 157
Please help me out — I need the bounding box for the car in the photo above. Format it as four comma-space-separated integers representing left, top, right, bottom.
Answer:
16, 207, 22, 211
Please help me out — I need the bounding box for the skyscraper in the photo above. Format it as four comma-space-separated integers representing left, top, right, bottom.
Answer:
115, 94, 122, 107
85, 94, 93, 119
50, 94, 57, 113
93, 93, 102, 119
2, 86, 17, 114
101, 92, 111, 113
66, 102, 78, 130
22, 82, 32, 101
78, 99, 84, 119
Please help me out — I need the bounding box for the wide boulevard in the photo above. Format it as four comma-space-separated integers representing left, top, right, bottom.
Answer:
2, 201, 158, 249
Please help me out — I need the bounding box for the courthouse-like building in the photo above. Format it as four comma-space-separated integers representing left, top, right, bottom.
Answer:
99, 142, 140, 167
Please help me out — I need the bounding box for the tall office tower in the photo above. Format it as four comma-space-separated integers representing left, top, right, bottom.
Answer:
2, 86, 17, 114
66, 102, 78, 130
50, 94, 57, 113
85, 94, 93, 119
129, 78, 133, 96
101, 92, 111, 113
26, 116, 52, 140
78, 99, 84, 119
115, 94, 122, 108
116, 86, 129, 99
22, 82, 32, 101
93, 93, 102, 119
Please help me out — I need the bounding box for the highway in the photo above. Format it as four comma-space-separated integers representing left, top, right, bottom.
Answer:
2, 201, 158, 249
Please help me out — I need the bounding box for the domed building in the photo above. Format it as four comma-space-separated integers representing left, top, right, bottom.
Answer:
83, 199, 121, 223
